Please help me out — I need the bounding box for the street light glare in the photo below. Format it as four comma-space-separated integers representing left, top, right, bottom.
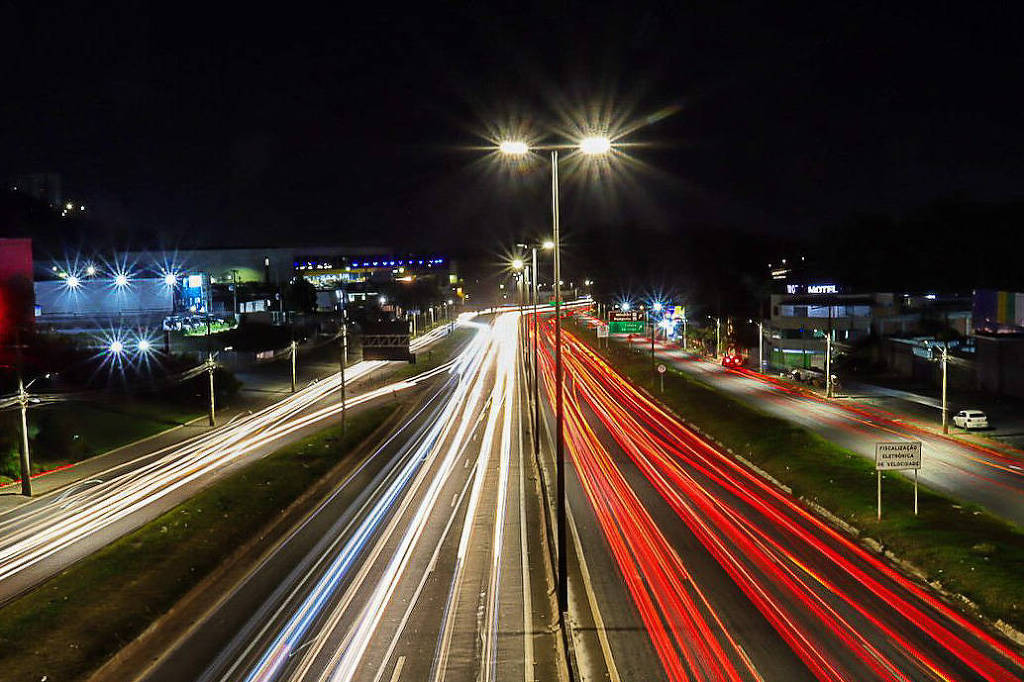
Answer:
66, 275, 81, 289
109, 340, 124, 354
579, 136, 612, 155
137, 339, 152, 352
114, 273, 130, 288
653, 302, 663, 312
164, 272, 178, 286
499, 140, 529, 156
511, 258, 524, 271
85, 264, 96, 276
541, 240, 555, 250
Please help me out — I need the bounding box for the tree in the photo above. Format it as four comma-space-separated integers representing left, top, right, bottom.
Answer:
284, 277, 318, 314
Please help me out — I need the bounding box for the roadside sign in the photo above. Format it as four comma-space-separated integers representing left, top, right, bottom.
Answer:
875, 441, 922, 470
609, 320, 645, 334
874, 440, 923, 519
597, 324, 609, 338
657, 364, 666, 374
609, 310, 640, 322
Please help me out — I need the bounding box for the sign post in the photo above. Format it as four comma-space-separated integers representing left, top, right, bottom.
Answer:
874, 441, 923, 519
596, 323, 609, 348
657, 363, 666, 392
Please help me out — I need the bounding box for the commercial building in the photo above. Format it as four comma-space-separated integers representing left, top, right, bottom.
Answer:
28, 245, 459, 331
765, 283, 971, 370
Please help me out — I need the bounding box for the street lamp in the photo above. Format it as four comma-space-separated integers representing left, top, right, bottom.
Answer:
498, 135, 615, 621
579, 136, 612, 155
499, 140, 529, 156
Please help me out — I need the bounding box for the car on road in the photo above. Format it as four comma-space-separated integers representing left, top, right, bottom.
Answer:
953, 409, 989, 430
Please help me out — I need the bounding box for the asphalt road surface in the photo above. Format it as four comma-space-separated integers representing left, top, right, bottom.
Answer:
0, 325, 454, 605
582, 316, 1024, 527
535, 316, 1024, 681
142, 312, 564, 682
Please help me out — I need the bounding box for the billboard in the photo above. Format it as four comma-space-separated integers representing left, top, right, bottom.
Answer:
974, 289, 1024, 335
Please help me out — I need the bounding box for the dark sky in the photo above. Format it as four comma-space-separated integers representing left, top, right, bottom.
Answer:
2, 2, 1023, 256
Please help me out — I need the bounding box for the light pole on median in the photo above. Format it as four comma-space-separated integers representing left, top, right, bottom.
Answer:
499, 136, 613, 622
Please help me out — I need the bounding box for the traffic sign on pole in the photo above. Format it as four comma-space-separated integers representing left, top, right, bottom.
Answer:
874, 441, 922, 519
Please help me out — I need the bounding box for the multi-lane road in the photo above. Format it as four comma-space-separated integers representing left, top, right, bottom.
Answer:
0, 325, 453, 604
138, 312, 563, 681
539, 318, 1024, 681
582, 315, 1024, 526
3, 305, 1023, 681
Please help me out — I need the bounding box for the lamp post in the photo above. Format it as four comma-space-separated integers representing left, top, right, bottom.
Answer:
825, 332, 834, 399
651, 301, 663, 382
499, 136, 613, 622
206, 352, 217, 426
941, 344, 948, 434
340, 305, 348, 438
532, 244, 546, 459
16, 377, 33, 496
290, 339, 297, 393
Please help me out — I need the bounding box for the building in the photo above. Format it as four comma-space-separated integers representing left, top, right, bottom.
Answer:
0, 238, 35, 346
29, 245, 460, 331
973, 290, 1024, 398
33, 277, 174, 332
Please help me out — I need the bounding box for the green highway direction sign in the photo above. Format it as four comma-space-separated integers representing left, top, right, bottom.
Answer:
609, 320, 645, 334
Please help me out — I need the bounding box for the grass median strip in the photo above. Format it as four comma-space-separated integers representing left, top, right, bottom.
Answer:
571, 320, 1024, 633
0, 403, 397, 681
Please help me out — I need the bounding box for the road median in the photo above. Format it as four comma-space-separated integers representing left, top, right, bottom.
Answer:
570, 319, 1024, 637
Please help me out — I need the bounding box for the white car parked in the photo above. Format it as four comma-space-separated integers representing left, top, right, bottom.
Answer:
953, 409, 989, 430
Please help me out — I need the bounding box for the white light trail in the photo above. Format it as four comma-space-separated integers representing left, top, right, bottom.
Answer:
0, 324, 462, 589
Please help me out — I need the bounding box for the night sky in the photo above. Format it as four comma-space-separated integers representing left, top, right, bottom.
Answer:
3, 3, 1023, 265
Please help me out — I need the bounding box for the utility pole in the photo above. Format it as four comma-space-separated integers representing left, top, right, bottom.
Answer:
825, 332, 833, 399
650, 310, 656, 383
290, 339, 297, 393
207, 352, 216, 426
16, 377, 32, 497
340, 307, 348, 437
941, 343, 949, 434
758, 320, 764, 372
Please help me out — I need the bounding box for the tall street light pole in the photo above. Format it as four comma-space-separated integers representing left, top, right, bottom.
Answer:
532, 245, 543, 459
550, 149, 568, 617
498, 135, 612, 627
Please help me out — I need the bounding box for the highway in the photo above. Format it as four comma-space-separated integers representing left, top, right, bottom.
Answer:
141, 311, 563, 682
0, 324, 455, 604
538, 317, 1024, 681
585, 315, 1024, 526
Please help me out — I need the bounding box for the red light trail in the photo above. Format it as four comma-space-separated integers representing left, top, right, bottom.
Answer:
535, 316, 1024, 681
